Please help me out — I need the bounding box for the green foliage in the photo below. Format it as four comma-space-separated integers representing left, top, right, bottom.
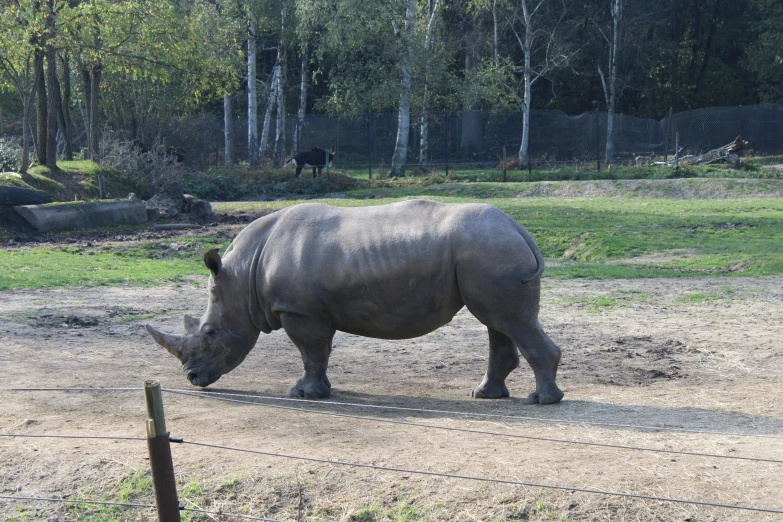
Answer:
182, 169, 359, 201
0, 137, 21, 171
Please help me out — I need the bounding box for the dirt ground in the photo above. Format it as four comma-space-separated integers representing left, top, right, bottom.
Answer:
1, 221, 783, 521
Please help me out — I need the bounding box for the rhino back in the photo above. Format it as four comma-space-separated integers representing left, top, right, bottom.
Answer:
239, 201, 536, 339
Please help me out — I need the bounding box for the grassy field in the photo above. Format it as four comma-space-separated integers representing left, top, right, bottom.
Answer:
3, 180, 782, 289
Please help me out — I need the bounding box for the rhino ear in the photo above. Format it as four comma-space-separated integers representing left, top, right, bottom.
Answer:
204, 248, 221, 277
183, 314, 200, 335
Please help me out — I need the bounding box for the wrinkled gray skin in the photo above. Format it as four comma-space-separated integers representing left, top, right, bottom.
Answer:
146, 200, 564, 405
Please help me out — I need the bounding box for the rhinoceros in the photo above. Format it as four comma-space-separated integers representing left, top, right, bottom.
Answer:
146, 200, 564, 405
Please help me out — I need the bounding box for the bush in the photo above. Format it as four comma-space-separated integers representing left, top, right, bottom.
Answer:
0, 137, 22, 172
97, 132, 184, 199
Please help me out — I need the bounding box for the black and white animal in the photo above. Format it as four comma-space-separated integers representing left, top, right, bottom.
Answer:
287, 147, 335, 178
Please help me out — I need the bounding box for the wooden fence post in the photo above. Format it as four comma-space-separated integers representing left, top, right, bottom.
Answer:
144, 380, 181, 522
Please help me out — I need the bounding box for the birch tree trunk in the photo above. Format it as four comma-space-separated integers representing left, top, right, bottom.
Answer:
273, 6, 287, 168
390, 0, 417, 177
419, 0, 441, 170
604, 0, 622, 166
258, 64, 279, 161
518, 0, 533, 166
247, 20, 258, 167
223, 93, 234, 169
273, 57, 286, 167
294, 49, 307, 154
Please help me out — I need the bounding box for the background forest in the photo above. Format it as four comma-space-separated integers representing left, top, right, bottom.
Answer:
1, 0, 782, 175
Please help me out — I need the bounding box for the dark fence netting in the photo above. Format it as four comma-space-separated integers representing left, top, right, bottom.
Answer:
3, 104, 783, 170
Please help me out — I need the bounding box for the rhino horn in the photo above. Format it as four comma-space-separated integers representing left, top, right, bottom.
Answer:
183, 314, 200, 335
146, 324, 187, 362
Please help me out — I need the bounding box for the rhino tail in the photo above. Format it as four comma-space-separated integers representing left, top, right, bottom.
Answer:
516, 223, 545, 284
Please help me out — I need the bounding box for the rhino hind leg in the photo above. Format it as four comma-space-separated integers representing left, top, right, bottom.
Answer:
472, 328, 519, 399
509, 321, 563, 405
282, 313, 335, 399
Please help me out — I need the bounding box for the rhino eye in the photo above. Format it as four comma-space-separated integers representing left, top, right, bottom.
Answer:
202, 325, 216, 336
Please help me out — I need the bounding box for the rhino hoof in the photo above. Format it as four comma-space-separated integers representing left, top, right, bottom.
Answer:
524, 388, 564, 405
472, 382, 510, 399
290, 380, 331, 399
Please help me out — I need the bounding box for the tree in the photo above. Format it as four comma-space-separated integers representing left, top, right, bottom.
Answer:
0, 0, 44, 173
389, 0, 416, 176
596, 0, 623, 166
418, 0, 441, 169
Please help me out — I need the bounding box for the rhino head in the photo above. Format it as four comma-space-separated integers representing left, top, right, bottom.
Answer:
146, 248, 260, 387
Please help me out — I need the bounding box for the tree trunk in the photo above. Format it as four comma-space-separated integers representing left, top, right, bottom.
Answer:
258, 64, 279, 161
35, 49, 47, 165
294, 49, 307, 154
390, 0, 417, 177
273, 7, 287, 168
605, 0, 622, 166
419, 0, 440, 169
223, 93, 234, 169
20, 95, 34, 174
273, 56, 286, 167
57, 53, 73, 160
247, 20, 258, 167
518, 0, 533, 166
492, 0, 500, 66
88, 63, 102, 160
46, 47, 58, 169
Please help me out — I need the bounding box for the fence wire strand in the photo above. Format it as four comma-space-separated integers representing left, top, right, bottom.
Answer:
179, 439, 783, 515
3, 386, 782, 440
163, 388, 783, 440
0, 433, 145, 441
164, 389, 783, 465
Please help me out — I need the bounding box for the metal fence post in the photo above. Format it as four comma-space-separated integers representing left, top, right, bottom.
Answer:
502, 145, 507, 182
144, 380, 180, 522
594, 108, 600, 172
674, 132, 679, 167
367, 115, 373, 179
664, 107, 673, 163
738, 105, 743, 138
444, 113, 450, 177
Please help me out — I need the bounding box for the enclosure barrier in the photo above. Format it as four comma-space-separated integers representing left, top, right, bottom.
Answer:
1, 385, 783, 520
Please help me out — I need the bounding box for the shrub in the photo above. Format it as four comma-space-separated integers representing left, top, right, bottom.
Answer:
97, 132, 184, 199
0, 137, 22, 172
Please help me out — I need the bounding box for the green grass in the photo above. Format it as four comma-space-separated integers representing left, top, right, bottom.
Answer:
64, 470, 153, 522
215, 192, 783, 280
0, 241, 224, 290
4, 179, 783, 289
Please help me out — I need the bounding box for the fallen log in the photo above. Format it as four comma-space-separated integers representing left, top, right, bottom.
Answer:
152, 223, 202, 231
14, 200, 147, 232
0, 186, 51, 206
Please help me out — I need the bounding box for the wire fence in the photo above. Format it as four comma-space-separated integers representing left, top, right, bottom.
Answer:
159, 104, 783, 170
2, 386, 783, 519
4, 104, 782, 172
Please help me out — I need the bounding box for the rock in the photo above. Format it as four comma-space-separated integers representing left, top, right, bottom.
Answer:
145, 192, 181, 217
189, 199, 212, 218
146, 207, 160, 221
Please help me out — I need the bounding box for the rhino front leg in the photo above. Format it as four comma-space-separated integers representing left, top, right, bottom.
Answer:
281, 313, 335, 399
510, 321, 563, 405
472, 328, 519, 399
